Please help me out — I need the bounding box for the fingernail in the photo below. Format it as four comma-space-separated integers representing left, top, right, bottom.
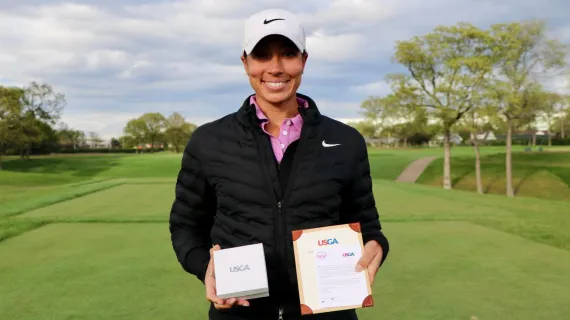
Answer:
355, 265, 363, 272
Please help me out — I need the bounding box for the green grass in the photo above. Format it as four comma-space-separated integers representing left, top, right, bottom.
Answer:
1, 149, 570, 319
0, 223, 206, 320
0, 145, 565, 186
418, 150, 570, 201
0, 179, 125, 218
15, 184, 174, 221
0, 219, 47, 242
375, 181, 570, 251
0, 153, 182, 187
0, 146, 531, 187
1, 220, 568, 320
367, 146, 512, 180
363, 221, 570, 320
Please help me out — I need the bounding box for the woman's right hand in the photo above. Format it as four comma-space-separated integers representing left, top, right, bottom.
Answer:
205, 244, 250, 309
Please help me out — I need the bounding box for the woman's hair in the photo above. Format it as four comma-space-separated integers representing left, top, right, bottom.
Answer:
242, 49, 306, 59
243, 35, 306, 59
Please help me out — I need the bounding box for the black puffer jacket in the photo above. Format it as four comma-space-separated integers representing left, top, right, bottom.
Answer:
169, 93, 389, 319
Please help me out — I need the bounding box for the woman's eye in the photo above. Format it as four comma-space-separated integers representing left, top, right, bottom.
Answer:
253, 53, 270, 59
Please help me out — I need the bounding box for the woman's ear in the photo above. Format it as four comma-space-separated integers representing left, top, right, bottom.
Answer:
302, 51, 308, 67
241, 54, 248, 75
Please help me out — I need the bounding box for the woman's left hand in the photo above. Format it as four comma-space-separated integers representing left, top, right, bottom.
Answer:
355, 240, 384, 285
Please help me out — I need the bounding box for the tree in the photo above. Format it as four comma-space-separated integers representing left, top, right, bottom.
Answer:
542, 93, 569, 141
124, 112, 166, 152
13, 82, 66, 159
360, 96, 398, 130
119, 135, 136, 149
110, 138, 121, 149
347, 120, 378, 139
88, 131, 103, 148
384, 93, 430, 147
164, 112, 196, 153
550, 106, 570, 139
0, 86, 24, 169
388, 22, 496, 189
487, 20, 567, 197
460, 100, 497, 195
57, 123, 86, 150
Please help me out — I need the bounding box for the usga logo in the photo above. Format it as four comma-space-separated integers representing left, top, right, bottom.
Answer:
318, 238, 339, 246
342, 252, 355, 257
229, 265, 250, 272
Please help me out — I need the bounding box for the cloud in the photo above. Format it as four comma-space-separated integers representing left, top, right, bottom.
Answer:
317, 100, 363, 119
1, 0, 569, 138
59, 111, 138, 140
349, 80, 392, 96
306, 32, 368, 62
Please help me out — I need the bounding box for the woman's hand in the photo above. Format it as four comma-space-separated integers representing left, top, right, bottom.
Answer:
205, 244, 250, 309
355, 240, 384, 285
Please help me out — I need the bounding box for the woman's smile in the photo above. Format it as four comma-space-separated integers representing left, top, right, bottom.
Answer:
262, 79, 290, 90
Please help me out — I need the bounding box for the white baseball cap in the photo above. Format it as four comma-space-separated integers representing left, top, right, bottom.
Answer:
242, 9, 307, 55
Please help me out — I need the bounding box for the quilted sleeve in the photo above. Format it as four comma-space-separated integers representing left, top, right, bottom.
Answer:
169, 129, 216, 283
340, 133, 390, 265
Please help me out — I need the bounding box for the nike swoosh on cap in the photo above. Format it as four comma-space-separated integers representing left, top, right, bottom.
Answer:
264, 18, 285, 24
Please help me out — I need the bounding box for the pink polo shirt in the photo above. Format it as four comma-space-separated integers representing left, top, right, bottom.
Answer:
250, 95, 309, 163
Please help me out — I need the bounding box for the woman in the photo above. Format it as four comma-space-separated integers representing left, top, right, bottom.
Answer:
169, 8, 389, 320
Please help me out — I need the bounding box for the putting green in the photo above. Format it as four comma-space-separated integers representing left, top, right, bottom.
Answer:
15, 184, 175, 221
1, 222, 569, 320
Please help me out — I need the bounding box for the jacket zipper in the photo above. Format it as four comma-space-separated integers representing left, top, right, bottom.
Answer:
251, 125, 289, 314
276, 200, 287, 314
251, 113, 312, 318
276, 120, 311, 318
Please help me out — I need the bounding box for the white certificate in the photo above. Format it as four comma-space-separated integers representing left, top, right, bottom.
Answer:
292, 223, 374, 315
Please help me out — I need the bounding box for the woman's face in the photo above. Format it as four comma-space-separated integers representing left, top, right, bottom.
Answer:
242, 35, 307, 106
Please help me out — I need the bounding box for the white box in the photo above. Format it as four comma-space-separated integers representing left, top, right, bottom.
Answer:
213, 243, 269, 300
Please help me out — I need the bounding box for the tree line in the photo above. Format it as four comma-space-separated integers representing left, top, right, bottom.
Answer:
352, 20, 570, 197
57, 111, 197, 154
0, 81, 197, 169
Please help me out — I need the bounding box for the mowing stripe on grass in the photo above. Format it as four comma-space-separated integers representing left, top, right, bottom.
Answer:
61, 177, 115, 188
0, 180, 125, 218
25, 218, 168, 224
376, 180, 570, 251
13, 184, 175, 220
0, 219, 50, 242
123, 178, 175, 184
125, 181, 175, 185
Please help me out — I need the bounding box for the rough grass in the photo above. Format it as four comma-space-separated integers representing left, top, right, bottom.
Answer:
0, 153, 182, 187
0, 219, 48, 242
374, 181, 570, 251
367, 146, 513, 180
417, 150, 570, 201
